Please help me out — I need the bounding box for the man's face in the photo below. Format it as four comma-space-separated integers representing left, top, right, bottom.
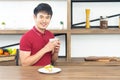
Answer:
34, 11, 51, 30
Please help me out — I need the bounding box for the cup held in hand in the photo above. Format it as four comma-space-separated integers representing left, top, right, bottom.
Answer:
49, 38, 59, 42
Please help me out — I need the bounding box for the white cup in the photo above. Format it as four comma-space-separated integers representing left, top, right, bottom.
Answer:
49, 37, 59, 42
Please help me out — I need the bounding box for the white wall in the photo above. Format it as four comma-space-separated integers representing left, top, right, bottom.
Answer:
71, 34, 120, 57
0, 35, 21, 48
0, 0, 67, 30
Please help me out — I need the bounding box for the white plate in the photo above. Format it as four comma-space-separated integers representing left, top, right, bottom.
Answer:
38, 67, 61, 74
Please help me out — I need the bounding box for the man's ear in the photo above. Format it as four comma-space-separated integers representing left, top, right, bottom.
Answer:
33, 14, 37, 20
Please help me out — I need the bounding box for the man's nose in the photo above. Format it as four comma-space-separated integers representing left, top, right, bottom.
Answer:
42, 18, 46, 22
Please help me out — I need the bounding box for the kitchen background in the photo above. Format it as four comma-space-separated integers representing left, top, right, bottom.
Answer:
0, 0, 120, 57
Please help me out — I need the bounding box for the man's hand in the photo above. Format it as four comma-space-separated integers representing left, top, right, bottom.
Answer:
43, 38, 60, 53
53, 40, 60, 53
43, 41, 55, 53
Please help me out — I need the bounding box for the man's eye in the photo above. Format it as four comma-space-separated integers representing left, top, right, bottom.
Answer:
46, 16, 50, 19
40, 16, 43, 19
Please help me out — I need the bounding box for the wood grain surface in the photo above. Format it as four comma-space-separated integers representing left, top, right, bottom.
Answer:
0, 66, 120, 80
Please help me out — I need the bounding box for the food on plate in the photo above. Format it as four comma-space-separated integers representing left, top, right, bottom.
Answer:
38, 65, 61, 74
44, 64, 54, 72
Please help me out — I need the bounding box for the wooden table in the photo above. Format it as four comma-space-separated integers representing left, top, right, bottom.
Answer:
0, 66, 120, 80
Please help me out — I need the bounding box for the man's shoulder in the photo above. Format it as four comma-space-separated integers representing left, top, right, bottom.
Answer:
24, 29, 34, 35
22, 29, 34, 38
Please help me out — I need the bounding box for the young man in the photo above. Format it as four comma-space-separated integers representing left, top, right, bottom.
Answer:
19, 3, 60, 66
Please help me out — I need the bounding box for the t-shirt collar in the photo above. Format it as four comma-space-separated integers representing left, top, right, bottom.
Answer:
33, 26, 46, 35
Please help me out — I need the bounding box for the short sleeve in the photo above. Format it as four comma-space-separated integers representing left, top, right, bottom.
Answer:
19, 35, 32, 51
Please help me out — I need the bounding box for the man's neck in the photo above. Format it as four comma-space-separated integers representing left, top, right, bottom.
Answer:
35, 26, 45, 34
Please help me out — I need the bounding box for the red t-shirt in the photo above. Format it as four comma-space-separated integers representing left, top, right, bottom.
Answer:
20, 26, 54, 66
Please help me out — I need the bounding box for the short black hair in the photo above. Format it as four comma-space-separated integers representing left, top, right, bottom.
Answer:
34, 3, 53, 16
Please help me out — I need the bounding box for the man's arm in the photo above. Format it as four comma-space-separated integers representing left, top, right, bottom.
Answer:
19, 49, 45, 66
19, 41, 56, 66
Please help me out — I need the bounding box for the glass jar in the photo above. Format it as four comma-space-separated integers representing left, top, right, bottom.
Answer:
100, 16, 108, 29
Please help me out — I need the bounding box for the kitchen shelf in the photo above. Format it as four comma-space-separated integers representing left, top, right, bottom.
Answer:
0, 30, 28, 35
71, 28, 120, 34
0, 30, 68, 35
68, 0, 120, 64
50, 30, 68, 34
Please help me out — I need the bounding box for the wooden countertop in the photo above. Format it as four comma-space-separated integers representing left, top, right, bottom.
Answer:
0, 66, 120, 80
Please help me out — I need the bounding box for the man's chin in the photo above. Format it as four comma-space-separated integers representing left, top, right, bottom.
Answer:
37, 27, 46, 30
41, 27, 47, 30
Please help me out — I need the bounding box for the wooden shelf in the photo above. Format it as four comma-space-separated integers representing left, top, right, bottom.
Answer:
71, 28, 120, 34
0, 30, 28, 35
0, 55, 15, 62
50, 30, 68, 34
0, 30, 68, 35
1, 29, 120, 35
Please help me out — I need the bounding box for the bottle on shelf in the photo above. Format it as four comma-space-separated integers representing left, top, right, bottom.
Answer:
85, 9, 90, 29
100, 16, 108, 29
